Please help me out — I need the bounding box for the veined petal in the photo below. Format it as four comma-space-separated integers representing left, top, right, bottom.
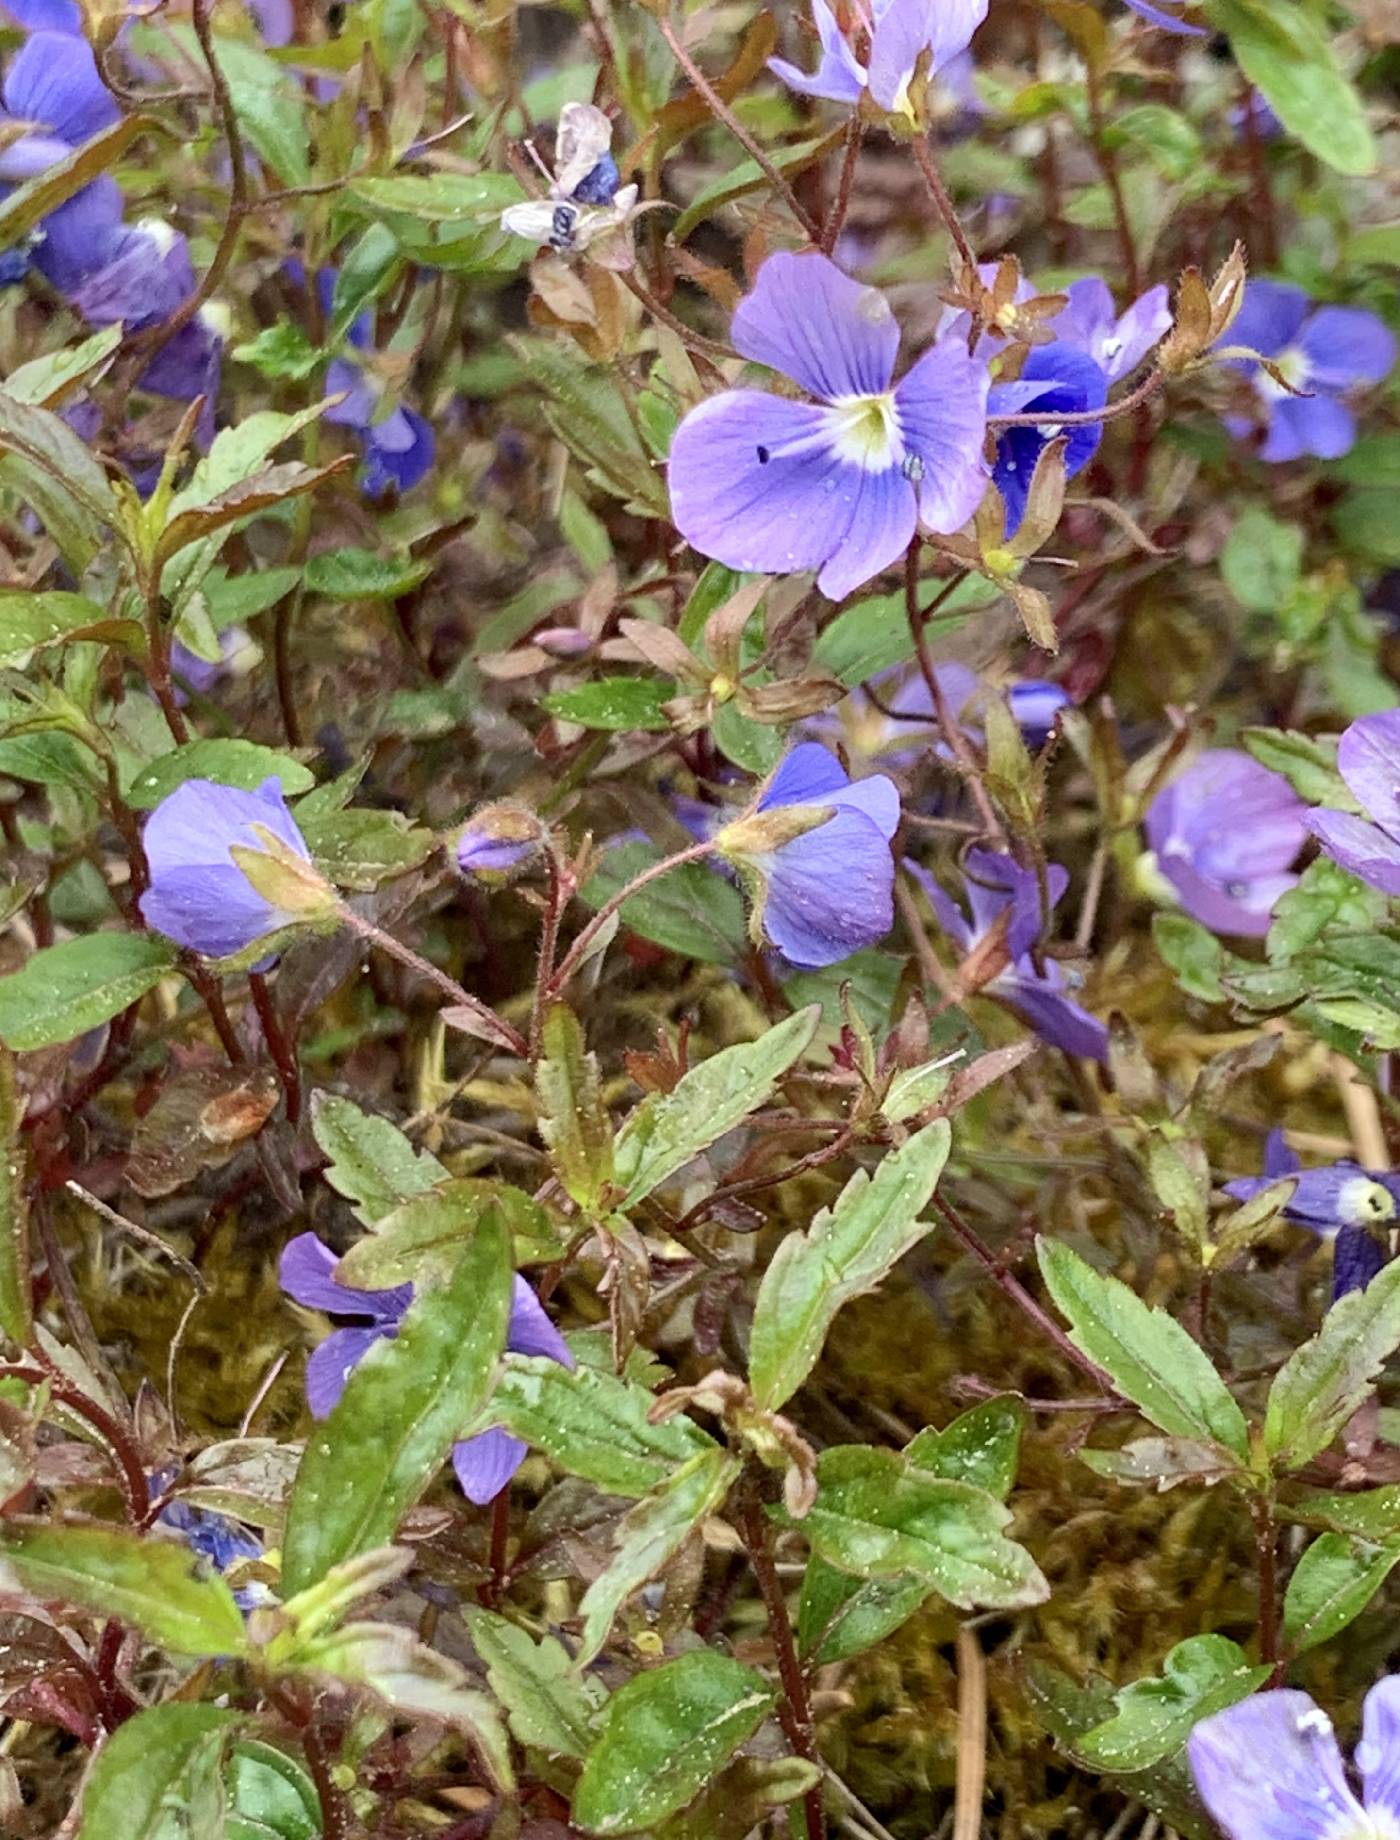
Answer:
769, 0, 866, 103
279, 1232, 411, 1322
507, 1277, 574, 1366
1298, 307, 1397, 391
999, 975, 1108, 1062
452, 1428, 528, 1504
1226, 280, 1310, 365
1261, 393, 1354, 462
1337, 710, 1400, 841
1263, 1127, 1302, 1181
669, 391, 905, 593
306, 1327, 387, 1419
3, 31, 119, 144
894, 336, 990, 534
27, 175, 123, 293
732, 251, 900, 400
867, 0, 987, 109
815, 457, 918, 600
1305, 810, 1400, 897
1187, 1691, 1367, 1840
759, 742, 902, 836
757, 807, 895, 967
1359, 1675, 1400, 1822
903, 857, 974, 951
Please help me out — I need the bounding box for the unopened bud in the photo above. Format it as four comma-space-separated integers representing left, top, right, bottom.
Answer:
455, 802, 546, 880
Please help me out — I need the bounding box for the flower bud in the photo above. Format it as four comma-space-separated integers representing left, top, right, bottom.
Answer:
455, 802, 547, 881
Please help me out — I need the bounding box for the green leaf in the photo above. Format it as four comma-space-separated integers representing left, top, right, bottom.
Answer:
811, 576, 989, 686
581, 842, 746, 965
336, 1179, 554, 1289
672, 130, 843, 239
126, 738, 315, 810
302, 548, 431, 601
232, 322, 325, 384
226, 1740, 322, 1840
1208, 0, 1375, 175
204, 30, 310, 184
298, 807, 436, 891
791, 1446, 1048, 1610
76, 1704, 242, 1839
1218, 505, 1303, 614
0, 591, 139, 667
749, 1118, 951, 1411
0, 1521, 248, 1657
281, 1212, 513, 1593
0, 113, 166, 257
348, 171, 524, 220
1264, 1255, 1400, 1471
576, 1447, 741, 1665
0, 731, 101, 796
309, 1092, 446, 1225
1074, 1636, 1270, 1772
0, 933, 176, 1051
486, 1354, 718, 1498
290, 1620, 513, 1789
465, 1607, 599, 1757
328, 224, 404, 347
572, 1650, 774, 1835
1289, 1485, 1400, 1539
506, 338, 668, 518
1152, 912, 1226, 1004
614, 1007, 819, 1208
1282, 1532, 1400, 1656
0, 1050, 32, 1346
537, 1004, 614, 1210
5, 324, 123, 409
905, 1395, 1024, 1500
1036, 1239, 1249, 1457
1267, 857, 1385, 963
543, 678, 675, 732
0, 386, 119, 534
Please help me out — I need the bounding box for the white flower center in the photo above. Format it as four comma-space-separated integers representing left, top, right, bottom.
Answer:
1255, 343, 1311, 402
823, 392, 906, 473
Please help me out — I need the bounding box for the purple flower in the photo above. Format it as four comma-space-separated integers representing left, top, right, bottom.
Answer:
1305, 710, 1400, 897
769, 0, 988, 116
909, 850, 1108, 1060
1224, 1128, 1400, 1235
714, 743, 900, 969
0, 31, 123, 294
309, 269, 435, 497
1, 0, 83, 28
821, 664, 1070, 772
138, 776, 320, 959
456, 803, 544, 879
1121, 0, 1205, 33
157, 1491, 270, 1612
1223, 281, 1396, 463
1144, 750, 1308, 938
1049, 277, 1171, 384
668, 252, 989, 601
1230, 90, 1283, 143
988, 341, 1108, 536
170, 627, 254, 701
1188, 1679, 1400, 1840
279, 1233, 574, 1505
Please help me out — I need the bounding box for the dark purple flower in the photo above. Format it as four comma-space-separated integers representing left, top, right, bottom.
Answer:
909, 849, 1108, 1060
1223, 281, 1396, 463
1230, 90, 1283, 143
714, 743, 900, 969
1144, 750, 1308, 937
1305, 710, 1400, 897
138, 776, 321, 959
279, 1233, 574, 1505
157, 1492, 270, 1612
988, 341, 1108, 536
668, 252, 989, 601
0, 31, 123, 294
769, 0, 987, 115
1049, 277, 1171, 384
1121, 0, 1205, 33
1188, 1679, 1400, 1840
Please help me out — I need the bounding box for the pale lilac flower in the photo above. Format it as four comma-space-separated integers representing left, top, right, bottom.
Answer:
769, 0, 988, 116
909, 850, 1108, 1060
1050, 277, 1171, 383
1144, 750, 1308, 937
820, 665, 1070, 771
279, 1234, 574, 1505
139, 777, 317, 958
714, 743, 900, 968
1188, 1679, 1400, 1840
1306, 710, 1400, 897
668, 253, 989, 601
1223, 281, 1396, 463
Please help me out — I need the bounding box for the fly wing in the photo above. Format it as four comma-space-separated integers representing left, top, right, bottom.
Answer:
553, 101, 614, 198
500, 200, 566, 246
